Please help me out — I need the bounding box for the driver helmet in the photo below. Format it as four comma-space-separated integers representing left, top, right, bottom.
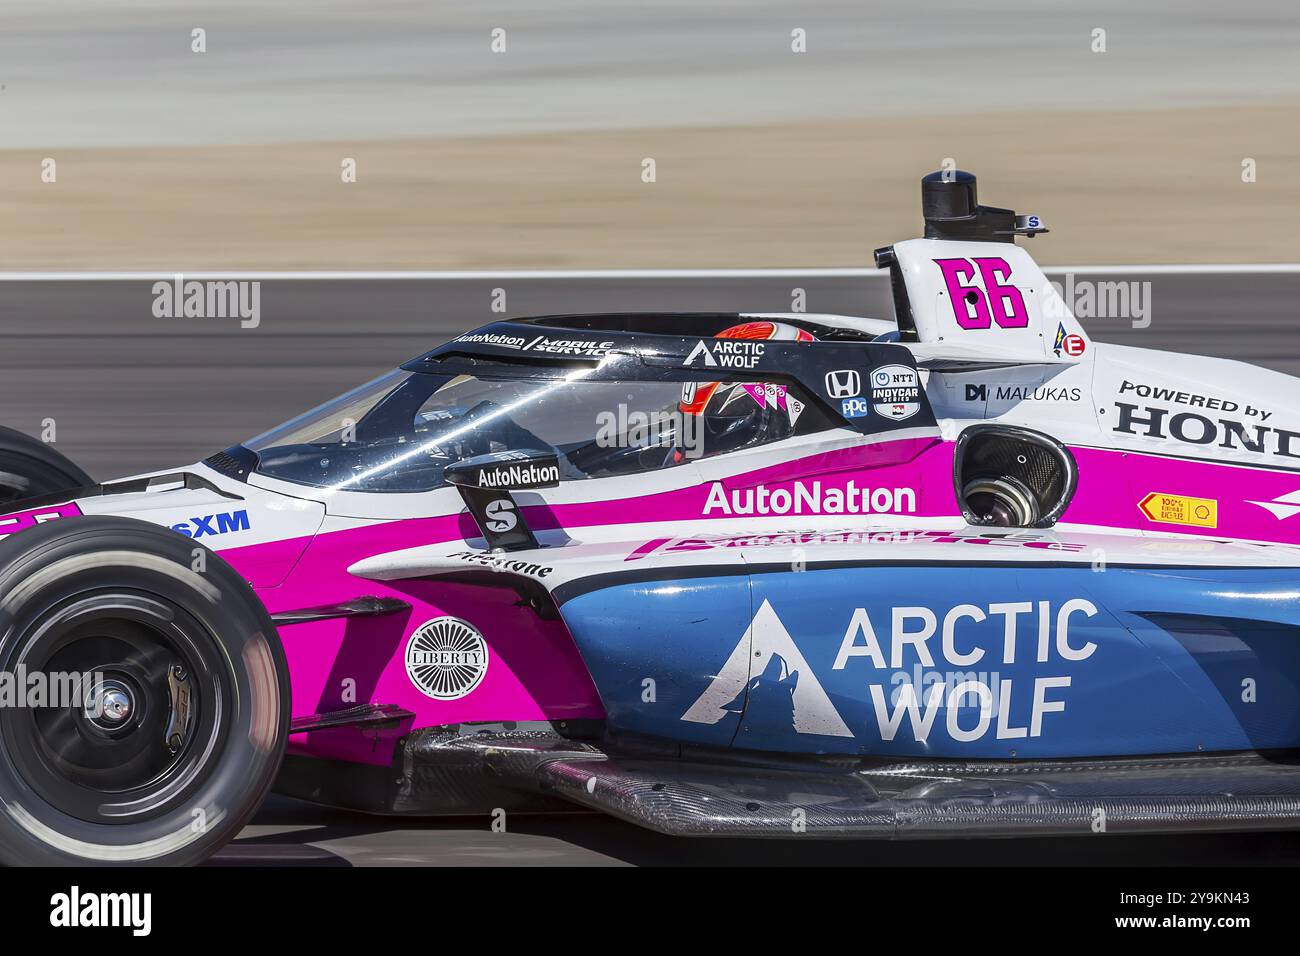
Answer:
679, 320, 815, 456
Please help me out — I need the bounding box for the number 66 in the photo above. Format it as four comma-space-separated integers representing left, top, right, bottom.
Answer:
934, 257, 1029, 330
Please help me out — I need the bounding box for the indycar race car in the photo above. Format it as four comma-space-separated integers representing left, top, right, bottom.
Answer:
5, 170, 1300, 865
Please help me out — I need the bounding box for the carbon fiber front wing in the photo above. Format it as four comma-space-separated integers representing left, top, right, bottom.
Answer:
402, 729, 1300, 838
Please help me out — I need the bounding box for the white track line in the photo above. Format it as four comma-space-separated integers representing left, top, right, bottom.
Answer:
0, 269, 886, 281
1045, 264, 1300, 275
0, 264, 1298, 281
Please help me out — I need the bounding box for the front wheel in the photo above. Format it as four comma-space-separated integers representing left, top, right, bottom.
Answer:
0, 426, 93, 507
0, 516, 289, 865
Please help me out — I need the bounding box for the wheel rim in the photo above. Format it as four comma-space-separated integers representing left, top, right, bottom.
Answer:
2, 591, 228, 824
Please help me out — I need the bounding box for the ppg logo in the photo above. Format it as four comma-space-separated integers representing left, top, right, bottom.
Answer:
840, 397, 871, 419
824, 369, 861, 399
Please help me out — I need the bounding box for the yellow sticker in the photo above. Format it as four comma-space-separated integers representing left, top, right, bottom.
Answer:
1138, 493, 1218, 529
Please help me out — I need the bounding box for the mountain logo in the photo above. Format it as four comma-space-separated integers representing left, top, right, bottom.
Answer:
681, 599, 852, 737
683, 340, 718, 367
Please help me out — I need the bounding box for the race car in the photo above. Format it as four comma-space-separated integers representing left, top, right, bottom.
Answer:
4, 170, 1300, 865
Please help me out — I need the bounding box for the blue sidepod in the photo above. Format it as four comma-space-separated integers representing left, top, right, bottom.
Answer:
558, 573, 755, 747
558, 563, 1300, 758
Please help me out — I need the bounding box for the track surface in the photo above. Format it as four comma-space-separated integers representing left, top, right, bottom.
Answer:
3, 269, 1299, 865
1, 270, 1296, 479
216, 795, 1300, 866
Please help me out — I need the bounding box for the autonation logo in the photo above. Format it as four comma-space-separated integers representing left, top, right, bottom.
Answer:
703, 480, 917, 516
477, 463, 561, 488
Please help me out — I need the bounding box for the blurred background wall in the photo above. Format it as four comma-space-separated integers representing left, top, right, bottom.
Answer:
2, 0, 1299, 269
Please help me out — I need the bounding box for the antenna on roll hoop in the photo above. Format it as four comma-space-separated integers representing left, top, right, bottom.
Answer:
918, 169, 1047, 241
872, 170, 1050, 343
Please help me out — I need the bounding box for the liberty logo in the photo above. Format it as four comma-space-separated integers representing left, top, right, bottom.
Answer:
405, 617, 489, 700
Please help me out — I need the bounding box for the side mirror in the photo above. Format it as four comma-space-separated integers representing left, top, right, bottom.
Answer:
445, 450, 560, 551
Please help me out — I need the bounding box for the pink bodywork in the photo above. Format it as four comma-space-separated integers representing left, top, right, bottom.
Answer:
212, 435, 1300, 765
222, 516, 604, 765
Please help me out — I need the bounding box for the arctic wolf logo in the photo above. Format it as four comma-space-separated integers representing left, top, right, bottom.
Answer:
683, 339, 765, 370
683, 340, 717, 367
681, 599, 851, 737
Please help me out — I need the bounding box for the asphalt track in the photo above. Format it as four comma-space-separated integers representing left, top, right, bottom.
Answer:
2, 269, 1298, 479
3, 268, 1300, 866
216, 795, 1300, 866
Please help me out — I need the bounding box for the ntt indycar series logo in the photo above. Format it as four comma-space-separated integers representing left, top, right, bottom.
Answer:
867, 364, 921, 421
477, 462, 561, 488
839, 365, 922, 421
703, 480, 917, 516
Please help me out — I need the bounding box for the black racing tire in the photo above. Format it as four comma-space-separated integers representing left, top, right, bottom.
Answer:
0, 515, 289, 865
0, 427, 93, 507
